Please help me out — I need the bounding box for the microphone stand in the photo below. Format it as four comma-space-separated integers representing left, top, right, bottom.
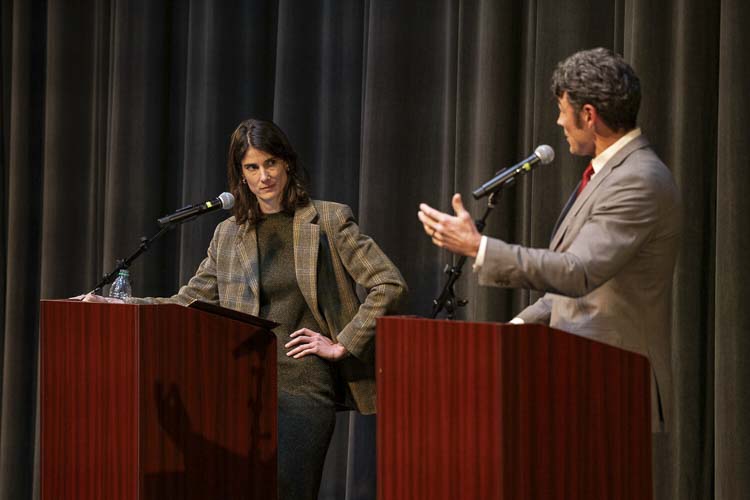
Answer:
89, 224, 175, 295
430, 189, 502, 319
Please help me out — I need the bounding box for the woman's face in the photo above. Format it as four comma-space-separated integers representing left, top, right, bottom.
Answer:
240, 146, 289, 214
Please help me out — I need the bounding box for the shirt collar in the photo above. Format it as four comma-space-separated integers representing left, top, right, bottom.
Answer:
590, 127, 642, 175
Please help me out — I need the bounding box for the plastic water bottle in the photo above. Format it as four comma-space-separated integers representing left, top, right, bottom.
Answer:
109, 269, 132, 300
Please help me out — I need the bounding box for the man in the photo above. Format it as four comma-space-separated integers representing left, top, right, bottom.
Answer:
418, 48, 680, 492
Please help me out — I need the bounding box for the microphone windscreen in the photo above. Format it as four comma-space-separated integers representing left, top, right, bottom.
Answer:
218, 192, 235, 209
535, 145, 555, 164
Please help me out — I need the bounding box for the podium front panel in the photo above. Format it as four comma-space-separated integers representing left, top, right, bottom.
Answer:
376, 316, 652, 500
40, 300, 277, 500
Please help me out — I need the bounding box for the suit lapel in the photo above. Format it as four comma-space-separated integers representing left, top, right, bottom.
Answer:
550, 181, 581, 245
235, 223, 261, 315
550, 135, 651, 251
293, 203, 327, 332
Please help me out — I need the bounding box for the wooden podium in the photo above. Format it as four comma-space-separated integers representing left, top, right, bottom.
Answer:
376, 317, 652, 500
40, 300, 277, 500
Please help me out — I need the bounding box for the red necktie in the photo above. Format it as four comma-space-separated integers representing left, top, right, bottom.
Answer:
577, 163, 595, 196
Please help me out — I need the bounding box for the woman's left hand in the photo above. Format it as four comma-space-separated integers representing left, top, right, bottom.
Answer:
285, 328, 349, 361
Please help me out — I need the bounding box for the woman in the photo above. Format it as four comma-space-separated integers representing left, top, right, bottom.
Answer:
86, 118, 407, 499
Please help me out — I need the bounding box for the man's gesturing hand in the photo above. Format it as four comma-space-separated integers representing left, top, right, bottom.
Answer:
418, 193, 481, 257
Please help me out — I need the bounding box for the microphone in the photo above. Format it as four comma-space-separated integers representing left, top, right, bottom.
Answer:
157, 192, 235, 227
472, 145, 555, 199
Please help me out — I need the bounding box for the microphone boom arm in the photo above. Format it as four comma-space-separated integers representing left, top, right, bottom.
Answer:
89, 192, 235, 294
89, 224, 174, 294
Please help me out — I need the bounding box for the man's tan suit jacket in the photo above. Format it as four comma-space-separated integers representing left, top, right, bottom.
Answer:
478, 135, 680, 431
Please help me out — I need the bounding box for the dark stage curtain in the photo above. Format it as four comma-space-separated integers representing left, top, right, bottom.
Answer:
2, 1, 748, 499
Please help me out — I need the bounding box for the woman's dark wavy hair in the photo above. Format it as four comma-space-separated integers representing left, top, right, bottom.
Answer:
227, 118, 310, 225
551, 47, 641, 132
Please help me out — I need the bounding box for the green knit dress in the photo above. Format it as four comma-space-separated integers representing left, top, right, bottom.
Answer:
255, 212, 337, 500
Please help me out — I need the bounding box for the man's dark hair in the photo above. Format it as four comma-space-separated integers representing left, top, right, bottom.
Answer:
227, 118, 310, 226
551, 48, 641, 132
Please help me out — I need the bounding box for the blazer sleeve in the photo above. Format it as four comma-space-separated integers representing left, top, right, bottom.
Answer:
126, 225, 221, 306
478, 167, 676, 297
515, 294, 553, 324
327, 204, 408, 360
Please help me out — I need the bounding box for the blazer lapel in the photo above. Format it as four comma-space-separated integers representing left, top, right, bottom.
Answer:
293, 204, 328, 332
235, 223, 261, 315
550, 135, 651, 251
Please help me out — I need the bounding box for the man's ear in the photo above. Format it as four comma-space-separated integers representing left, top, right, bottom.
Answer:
580, 103, 597, 128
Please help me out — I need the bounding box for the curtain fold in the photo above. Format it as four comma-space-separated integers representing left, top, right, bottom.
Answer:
2, 1, 748, 499
715, 1, 750, 498
1, 1, 46, 499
